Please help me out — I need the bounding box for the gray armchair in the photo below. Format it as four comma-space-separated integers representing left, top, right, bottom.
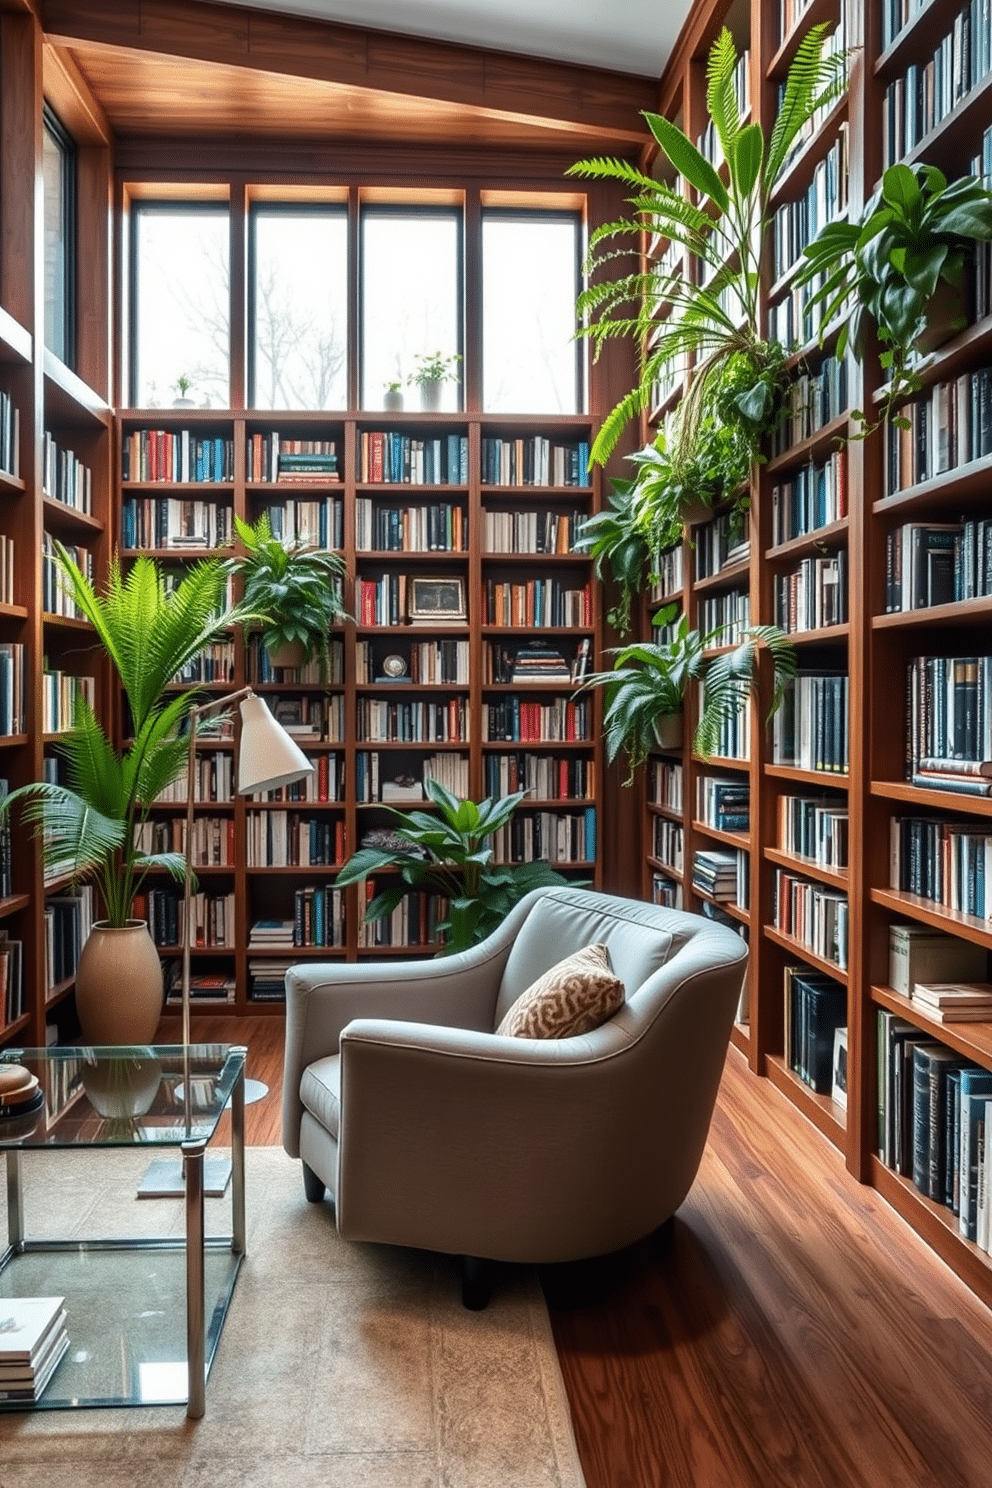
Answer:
282, 887, 747, 1305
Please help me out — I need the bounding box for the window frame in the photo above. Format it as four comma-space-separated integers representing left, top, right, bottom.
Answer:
42, 102, 77, 369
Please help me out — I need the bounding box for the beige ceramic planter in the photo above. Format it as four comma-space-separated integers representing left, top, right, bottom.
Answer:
74, 920, 163, 1046
653, 712, 684, 751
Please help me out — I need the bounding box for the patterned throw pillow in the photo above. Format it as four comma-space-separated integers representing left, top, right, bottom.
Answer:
495, 943, 624, 1039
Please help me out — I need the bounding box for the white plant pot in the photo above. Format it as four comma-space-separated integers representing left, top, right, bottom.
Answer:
419, 378, 443, 412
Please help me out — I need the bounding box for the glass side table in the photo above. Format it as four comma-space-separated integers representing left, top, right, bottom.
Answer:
0, 1044, 246, 1418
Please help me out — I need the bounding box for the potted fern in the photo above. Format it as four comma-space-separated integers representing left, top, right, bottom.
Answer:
568, 25, 845, 499
579, 606, 796, 784
0, 548, 246, 1044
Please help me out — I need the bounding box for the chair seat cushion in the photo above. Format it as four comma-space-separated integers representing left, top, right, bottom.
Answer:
299, 1054, 341, 1138
495, 942, 624, 1039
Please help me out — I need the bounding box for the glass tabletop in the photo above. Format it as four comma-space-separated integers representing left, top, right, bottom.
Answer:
0, 1044, 246, 1150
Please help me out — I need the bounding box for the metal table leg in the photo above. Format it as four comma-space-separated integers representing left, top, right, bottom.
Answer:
183, 1137, 207, 1420
4, 1150, 23, 1255
230, 1047, 247, 1257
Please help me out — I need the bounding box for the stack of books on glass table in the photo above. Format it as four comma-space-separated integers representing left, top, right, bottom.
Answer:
0, 1296, 69, 1404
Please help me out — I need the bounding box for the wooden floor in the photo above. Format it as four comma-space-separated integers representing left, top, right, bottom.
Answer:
179, 1016, 992, 1488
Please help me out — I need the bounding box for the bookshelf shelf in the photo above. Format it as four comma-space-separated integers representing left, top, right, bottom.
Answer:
765, 516, 848, 561
692, 820, 750, 850
764, 927, 848, 985
765, 1054, 846, 1148
764, 764, 850, 789
764, 846, 848, 890
769, 94, 849, 206
872, 983, 992, 1066
764, 413, 849, 476
871, 780, 992, 817
870, 889, 992, 950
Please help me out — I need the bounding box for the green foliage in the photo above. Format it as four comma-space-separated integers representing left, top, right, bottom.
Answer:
799, 162, 992, 429
0, 549, 241, 926
408, 351, 462, 387
579, 604, 796, 782
569, 24, 845, 471
335, 778, 577, 955
232, 513, 348, 673
572, 476, 654, 634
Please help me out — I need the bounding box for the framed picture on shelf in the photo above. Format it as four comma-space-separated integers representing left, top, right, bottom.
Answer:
408, 576, 466, 623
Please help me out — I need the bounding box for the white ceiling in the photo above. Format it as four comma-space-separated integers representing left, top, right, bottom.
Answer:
212, 0, 690, 78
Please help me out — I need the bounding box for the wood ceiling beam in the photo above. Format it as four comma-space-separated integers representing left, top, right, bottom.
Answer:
40, 0, 654, 147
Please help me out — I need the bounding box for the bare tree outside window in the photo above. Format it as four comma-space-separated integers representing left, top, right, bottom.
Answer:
251, 208, 348, 410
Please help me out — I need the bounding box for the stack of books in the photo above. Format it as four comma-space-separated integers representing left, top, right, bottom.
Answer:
0, 1296, 69, 1405
692, 849, 743, 903
509, 641, 572, 684
247, 919, 295, 950
911, 983, 992, 1023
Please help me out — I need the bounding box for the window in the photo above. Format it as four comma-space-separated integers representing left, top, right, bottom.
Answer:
482, 211, 583, 414
43, 106, 76, 366
130, 203, 230, 408
250, 205, 349, 410
360, 208, 462, 411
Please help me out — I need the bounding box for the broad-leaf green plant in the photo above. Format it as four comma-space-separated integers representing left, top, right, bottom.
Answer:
0, 548, 245, 926
232, 513, 348, 675
569, 24, 845, 473
335, 778, 577, 954
798, 161, 992, 429
579, 604, 796, 782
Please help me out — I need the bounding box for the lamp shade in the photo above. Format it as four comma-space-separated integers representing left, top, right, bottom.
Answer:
236, 693, 315, 795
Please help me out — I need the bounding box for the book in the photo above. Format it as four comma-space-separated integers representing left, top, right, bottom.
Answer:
912, 982, 992, 1021
888, 924, 988, 997
959, 1069, 992, 1242
0, 1297, 65, 1363
0, 1330, 69, 1402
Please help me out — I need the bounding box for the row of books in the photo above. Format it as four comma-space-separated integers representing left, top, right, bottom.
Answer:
774, 867, 849, 969
121, 495, 234, 549
134, 815, 235, 867
652, 874, 684, 910
693, 848, 749, 908
247, 638, 345, 687
480, 436, 590, 488
652, 816, 684, 872
698, 588, 750, 646
0, 388, 20, 479
122, 430, 234, 484
356, 498, 466, 552
778, 793, 849, 870
0, 645, 24, 738
154, 750, 234, 805
257, 497, 343, 550
248, 435, 339, 484
356, 696, 469, 743
43, 431, 91, 513
481, 697, 591, 743
877, 1011, 992, 1250
481, 578, 592, 628
251, 752, 344, 803
356, 638, 468, 686
772, 124, 849, 282
481, 752, 593, 801
482, 507, 586, 556
890, 815, 992, 919
0, 929, 24, 1029
42, 536, 93, 618
357, 431, 467, 486
357, 887, 447, 949
649, 758, 684, 813
773, 548, 848, 633
652, 545, 684, 598
772, 671, 850, 775
880, 0, 933, 48
355, 751, 470, 803
487, 638, 591, 685
165, 963, 236, 1003
882, 4, 992, 165
885, 519, 992, 612
489, 808, 596, 865
905, 653, 992, 784
697, 686, 750, 762
696, 777, 750, 833
44, 888, 94, 993
770, 357, 848, 456
40, 664, 91, 736
770, 450, 847, 545
269, 692, 344, 741
885, 369, 992, 493
245, 812, 345, 867
0, 779, 10, 898
693, 511, 749, 581
784, 964, 846, 1094
357, 573, 463, 628
137, 887, 235, 949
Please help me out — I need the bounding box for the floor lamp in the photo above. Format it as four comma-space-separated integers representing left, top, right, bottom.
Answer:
140, 688, 314, 1198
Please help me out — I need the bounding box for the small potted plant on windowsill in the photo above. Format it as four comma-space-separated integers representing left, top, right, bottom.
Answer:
172, 374, 196, 408
409, 351, 461, 411
231, 513, 349, 678
383, 379, 405, 413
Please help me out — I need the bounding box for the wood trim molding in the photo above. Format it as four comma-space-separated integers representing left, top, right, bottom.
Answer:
41, 0, 655, 144
43, 42, 112, 143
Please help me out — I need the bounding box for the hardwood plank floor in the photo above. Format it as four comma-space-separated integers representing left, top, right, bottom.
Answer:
178, 1017, 992, 1488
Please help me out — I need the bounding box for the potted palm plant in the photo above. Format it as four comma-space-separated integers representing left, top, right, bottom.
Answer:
579, 605, 796, 784
335, 778, 575, 954
0, 547, 245, 1044
408, 351, 461, 411
568, 25, 845, 492
798, 161, 992, 429
231, 513, 349, 676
